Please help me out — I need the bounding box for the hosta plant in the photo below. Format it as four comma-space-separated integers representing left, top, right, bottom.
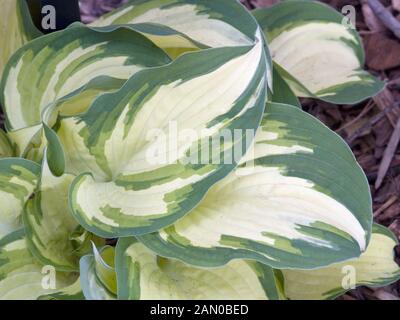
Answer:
0, 0, 398, 300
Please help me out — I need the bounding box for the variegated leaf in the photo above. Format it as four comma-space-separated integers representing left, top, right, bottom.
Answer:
61, 41, 267, 238
23, 156, 80, 271
116, 238, 282, 300
40, 77, 129, 177
43, 124, 65, 177
139, 103, 372, 269
96, 22, 203, 60
281, 224, 400, 300
0, 129, 13, 158
0, 158, 40, 238
253, 0, 384, 104
7, 77, 126, 173
92, 0, 261, 47
0, 0, 41, 78
43, 76, 127, 125
7, 125, 42, 158
69, 226, 106, 258
0, 230, 78, 300
0, 23, 171, 130
269, 63, 300, 108
80, 245, 117, 300
38, 278, 84, 300
91, 0, 272, 82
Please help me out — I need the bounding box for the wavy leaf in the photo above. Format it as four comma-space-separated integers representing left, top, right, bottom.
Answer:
61, 41, 267, 238
92, 0, 261, 47
269, 63, 300, 107
97, 22, 203, 59
0, 23, 171, 130
23, 156, 80, 271
0, 230, 78, 300
7, 125, 42, 158
0, 0, 41, 78
91, 0, 272, 81
281, 224, 400, 300
0, 158, 40, 238
80, 245, 117, 300
43, 76, 127, 125
38, 278, 84, 300
139, 103, 372, 269
116, 238, 282, 300
0, 129, 13, 158
43, 125, 65, 177
253, 0, 384, 104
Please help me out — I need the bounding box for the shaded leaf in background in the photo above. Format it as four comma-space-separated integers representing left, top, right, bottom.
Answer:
0, 0, 41, 78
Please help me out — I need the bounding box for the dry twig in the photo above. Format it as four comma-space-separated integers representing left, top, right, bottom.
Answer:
367, 0, 400, 39
375, 116, 400, 189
